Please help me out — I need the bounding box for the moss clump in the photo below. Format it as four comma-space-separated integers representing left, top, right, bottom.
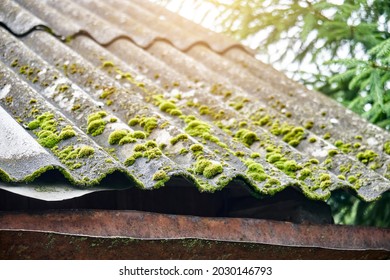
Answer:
235, 129, 259, 147
323, 132, 331, 140
384, 141, 390, 155
100, 87, 116, 99
102, 60, 114, 68
134, 144, 147, 152
250, 153, 260, 159
170, 133, 189, 145
87, 119, 106, 136
144, 147, 162, 160
334, 140, 343, 147
283, 160, 301, 172
309, 137, 317, 143
132, 131, 145, 139
128, 118, 140, 126
179, 148, 189, 155
108, 130, 128, 145
59, 126, 77, 140
347, 175, 357, 184
27, 112, 75, 148
245, 161, 268, 182
282, 127, 305, 147
119, 136, 136, 145
266, 153, 283, 164
37, 131, 60, 148
78, 146, 95, 157
153, 170, 169, 181
328, 149, 339, 157
234, 151, 245, 157
194, 158, 223, 179
185, 120, 210, 137
304, 121, 314, 129
110, 118, 117, 123
337, 175, 346, 180
355, 135, 363, 140
190, 144, 204, 153
299, 168, 312, 180
140, 117, 158, 134
87, 111, 107, 136
264, 178, 281, 188
159, 101, 176, 112
152, 170, 170, 188
353, 142, 361, 149
124, 152, 142, 166
357, 150, 378, 164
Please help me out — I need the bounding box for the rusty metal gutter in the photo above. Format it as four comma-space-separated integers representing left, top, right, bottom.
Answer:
0, 210, 389, 259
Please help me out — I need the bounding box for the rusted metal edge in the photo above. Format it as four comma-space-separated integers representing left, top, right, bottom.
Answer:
0, 210, 388, 251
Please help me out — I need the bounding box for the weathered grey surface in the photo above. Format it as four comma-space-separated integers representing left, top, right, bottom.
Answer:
0, 0, 389, 202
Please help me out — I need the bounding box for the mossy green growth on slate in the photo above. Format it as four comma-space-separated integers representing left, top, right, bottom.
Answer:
124, 141, 162, 166
234, 129, 259, 147
170, 133, 188, 145
384, 141, 390, 155
194, 157, 223, 179
128, 116, 158, 134
27, 112, 77, 148
245, 160, 268, 182
152, 170, 170, 188
357, 150, 378, 164
87, 111, 107, 136
53, 145, 95, 170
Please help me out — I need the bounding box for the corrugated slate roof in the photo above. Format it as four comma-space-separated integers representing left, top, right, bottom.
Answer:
0, 0, 389, 202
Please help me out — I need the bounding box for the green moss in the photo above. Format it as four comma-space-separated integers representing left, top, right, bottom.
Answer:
132, 131, 145, 139
194, 158, 223, 179
264, 178, 281, 188
119, 136, 136, 145
258, 115, 271, 126
304, 121, 314, 129
59, 126, 76, 140
57, 84, 69, 93
299, 168, 312, 180
328, 149, 339, 157
134, 144, 147, 152
72, 104, 81, 111
169, 109, 182, 116
250, 153, 260, 159
140, 117, 158, 134
347, 175, 357, 184
179, 148, 189, 155
354, 135, 363, 140
334, 140, 343, 147
78, 146, 95, 157
110, 118, 117, 123
27, 120, 40, 130
245, 161, 268, 182
144, 147, 162, 160
384, 141, 390, 155
353, 142, 361, 149
170, 133, 189, 145
309, 137, 317, 143
159, 101, 176, 113
100, 87, 115, 99
87, 119, 106, 136
337, 175, 346, 180
190, 144, 204, 153
128, 118, 140, 126
234, 151, 245, 157
323, 132, 331, 140
357, 150, 378, 164
199, 105, 209, 115
267, 153, 282, 163
153, 170, 169, 181
102, 60, 114, 68
185, 120, 210, 137
108, 130, 128, 145
320, 173, 331, 181
235, 129, 259, 147
38, 131, 60, 148
282, 127, 305, 147
284, 160, 301, 172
